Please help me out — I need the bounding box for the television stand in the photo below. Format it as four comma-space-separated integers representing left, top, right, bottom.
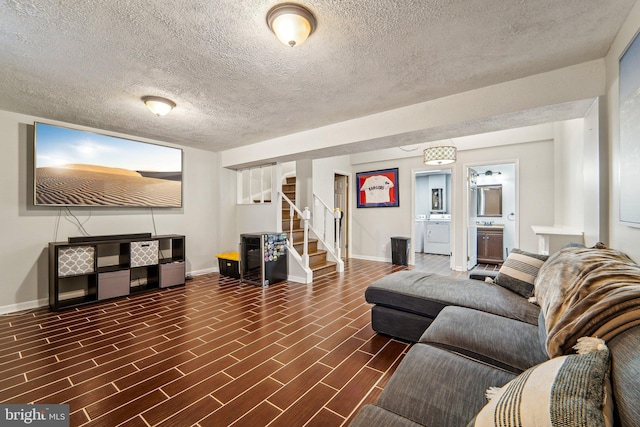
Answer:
49, 234, 185, 311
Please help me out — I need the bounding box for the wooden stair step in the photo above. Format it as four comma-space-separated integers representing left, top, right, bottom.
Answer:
286, 176, 296, 184
293, 239, 318, 254
282, 218, 302, 229
312, 261, 338, 278
289, 229, 306, 242
308, 250, 328, 268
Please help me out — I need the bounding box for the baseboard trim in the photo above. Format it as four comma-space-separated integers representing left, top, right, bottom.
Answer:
1, 268, 219, 315
349, 254, 416, 266
0, 298, 48, 315
189, 267, 217, 276
349, 254, 390, 263
287, 274, 311, 284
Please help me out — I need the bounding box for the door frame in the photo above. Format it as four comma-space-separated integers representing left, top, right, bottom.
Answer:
462, 160, 520, 271
411, 166, 455, 269
334, 170, 350, 259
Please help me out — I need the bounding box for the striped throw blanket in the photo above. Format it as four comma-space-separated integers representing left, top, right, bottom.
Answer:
534, 246, 640, 357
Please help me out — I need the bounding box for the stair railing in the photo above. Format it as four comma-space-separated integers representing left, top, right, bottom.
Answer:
312, 194, 345, 272
280, 192, 310, 268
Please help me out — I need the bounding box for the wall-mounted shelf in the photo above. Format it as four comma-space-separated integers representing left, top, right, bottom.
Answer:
49, 234, 185, 311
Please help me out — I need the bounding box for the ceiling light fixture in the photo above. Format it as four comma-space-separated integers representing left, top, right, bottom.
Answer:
267, 3, 317, 47
142, 96, 176, 116
424, 145, 457, 166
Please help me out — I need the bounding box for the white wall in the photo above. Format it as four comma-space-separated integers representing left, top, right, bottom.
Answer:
352, 160, 415, 262
349, 137, 555, 270
217, 158, 240, 253
454, 141, 555, 270
553, 97, 610, 249
606, 0, 640, 263
0, 110, 219, 313
236, 165, 281, 237
310, 155, 352, 250
553, 119, 585, 229
582, 97, 609, 247
312, 155, 351, 206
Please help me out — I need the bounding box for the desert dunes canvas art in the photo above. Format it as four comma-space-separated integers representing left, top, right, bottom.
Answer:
34, 123, 182, 207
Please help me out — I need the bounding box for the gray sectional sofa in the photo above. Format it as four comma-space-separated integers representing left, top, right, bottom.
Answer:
351, 246, 640, 427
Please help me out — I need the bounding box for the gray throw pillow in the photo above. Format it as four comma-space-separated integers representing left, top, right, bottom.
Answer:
494, 248, 548, 298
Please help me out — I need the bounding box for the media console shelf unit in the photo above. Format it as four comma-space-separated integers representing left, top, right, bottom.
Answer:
49, 233, 185, 311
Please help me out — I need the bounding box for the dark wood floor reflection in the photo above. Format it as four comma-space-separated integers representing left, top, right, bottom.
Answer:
0, 256, 460, 426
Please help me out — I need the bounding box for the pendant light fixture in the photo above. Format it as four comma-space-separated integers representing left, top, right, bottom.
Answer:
267, 3, 317, 47
142, 96, 176, 116
423, 145, 457, 165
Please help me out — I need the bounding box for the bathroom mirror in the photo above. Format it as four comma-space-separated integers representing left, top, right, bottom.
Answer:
477, 185, 502, 217
431, 188, 443, 211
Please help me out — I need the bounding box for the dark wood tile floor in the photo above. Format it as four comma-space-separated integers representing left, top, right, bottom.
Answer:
0, 256, 459, 426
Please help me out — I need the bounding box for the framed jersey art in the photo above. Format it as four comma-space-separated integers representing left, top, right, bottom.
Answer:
356, 168, 399, 208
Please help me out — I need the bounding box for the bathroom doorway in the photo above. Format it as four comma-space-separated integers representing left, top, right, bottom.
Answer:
466, 162, 518, 270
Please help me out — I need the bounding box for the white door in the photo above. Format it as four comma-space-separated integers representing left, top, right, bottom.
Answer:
467, 168, 478, 270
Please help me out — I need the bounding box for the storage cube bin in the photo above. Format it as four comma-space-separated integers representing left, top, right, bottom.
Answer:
130, 240, 159, 267
160, 262, 185, 288
98, 270, 130, 300
58, 246, 95, 277
216, 252, 240, 279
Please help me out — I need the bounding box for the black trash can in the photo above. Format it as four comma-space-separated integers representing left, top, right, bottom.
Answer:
390, 236, 411, 266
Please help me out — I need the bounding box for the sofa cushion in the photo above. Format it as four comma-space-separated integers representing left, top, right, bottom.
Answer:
349, 404, 423, 427
366, 271, 540, 325
420, 306, 549, 374
376, 343, 515, 426
494, 248, 548, 298
468, 340, 612, 427
607, 325, 640, 427
371, 305, 434, 343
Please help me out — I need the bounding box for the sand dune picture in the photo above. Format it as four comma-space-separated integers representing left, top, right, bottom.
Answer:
34, 123, 183, 207
36, 164, 182, 207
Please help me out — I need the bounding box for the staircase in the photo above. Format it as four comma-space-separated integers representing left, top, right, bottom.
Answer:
282, 177, 337, 279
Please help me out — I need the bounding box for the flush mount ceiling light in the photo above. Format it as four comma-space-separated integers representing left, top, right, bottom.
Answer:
142, 96, 176, 116
267, 3, 317, 47
424, 145, 457, 166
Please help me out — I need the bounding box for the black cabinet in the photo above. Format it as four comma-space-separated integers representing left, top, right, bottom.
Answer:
240, 232, 287, 287
49, 234, 185, 311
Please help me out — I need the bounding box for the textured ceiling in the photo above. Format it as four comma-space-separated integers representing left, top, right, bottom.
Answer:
0, 1, 636, 152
